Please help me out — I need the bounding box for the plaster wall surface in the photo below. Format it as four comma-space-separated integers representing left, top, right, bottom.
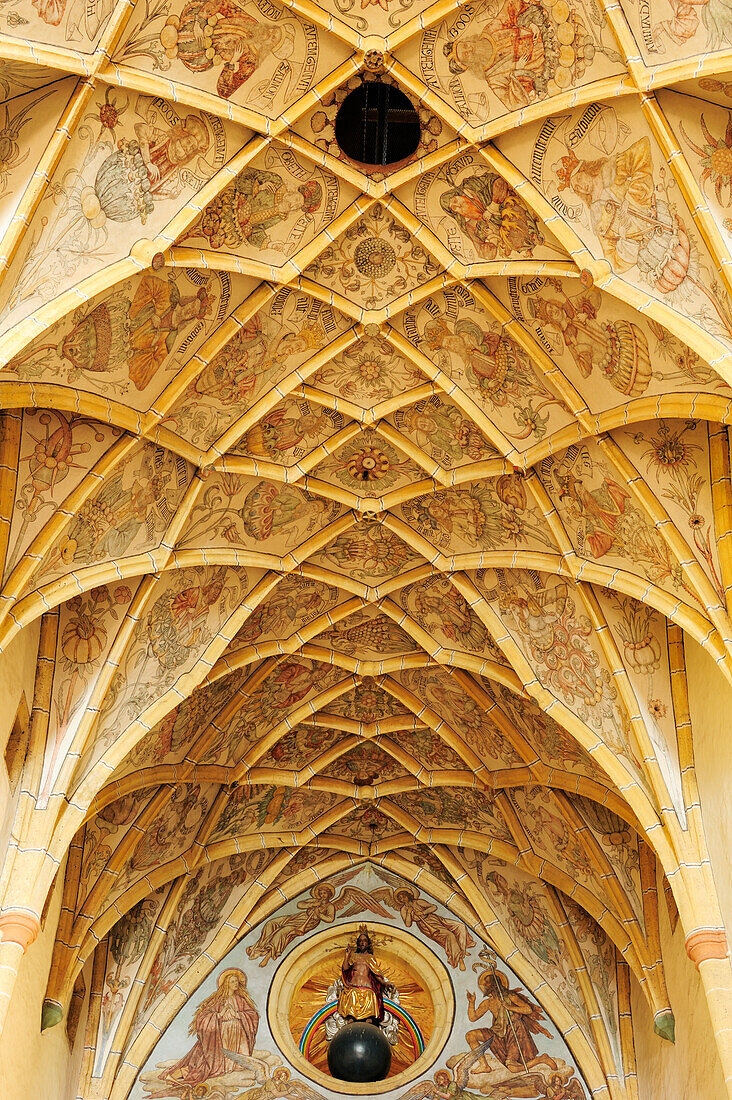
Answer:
631, 886, 727, 1100
0, 617, 40, 849
685, 637, 732, 943
630, 634, 732, 1100
0, 868, 81, 1100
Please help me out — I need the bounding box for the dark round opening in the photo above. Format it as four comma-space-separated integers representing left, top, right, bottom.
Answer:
335, 82, 421, 167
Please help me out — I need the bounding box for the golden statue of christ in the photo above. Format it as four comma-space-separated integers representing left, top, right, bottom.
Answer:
338, 926, 388, 1025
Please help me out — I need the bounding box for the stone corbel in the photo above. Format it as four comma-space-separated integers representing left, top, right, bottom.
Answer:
685, 928, 730, 969
0, 908, 40, 951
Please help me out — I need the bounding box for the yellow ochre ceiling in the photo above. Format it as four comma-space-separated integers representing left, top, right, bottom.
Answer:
3, 0, 732, 1095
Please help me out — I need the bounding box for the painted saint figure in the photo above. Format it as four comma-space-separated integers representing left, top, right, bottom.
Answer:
91, 114, 211, 226
6, 273, 214, 394
466, 963, 556, 1074
444, 11, 549, 111
526, 280, 651, 398
191, 168, 323, 252
440, 172, 544, 259
441, 0, 596, 114
159, 0, 296, 100
167, 967, 259, 1084
128, 274, 214, 391
551, 445, 632, 560
339, 925, 388, 1024
554, 136, 696, 302
423, 317, 559, 422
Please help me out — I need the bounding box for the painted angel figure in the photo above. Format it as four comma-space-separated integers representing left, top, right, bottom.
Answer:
370, 884, 475, 970
398, 1057, 496, 1100
398, 1067, 478, 1100
400, 1062, 587, 1100
247, 883, 339, 965
234, 1064, 329, 1100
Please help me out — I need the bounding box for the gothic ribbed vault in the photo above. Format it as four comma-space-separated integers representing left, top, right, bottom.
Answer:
2, 0, 732, 1095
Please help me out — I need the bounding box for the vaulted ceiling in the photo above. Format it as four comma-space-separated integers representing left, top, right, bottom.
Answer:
1, 0, 732, 1094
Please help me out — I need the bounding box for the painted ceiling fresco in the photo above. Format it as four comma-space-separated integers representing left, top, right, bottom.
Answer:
2, 1, 732, 1098
127, 866, 595, 1100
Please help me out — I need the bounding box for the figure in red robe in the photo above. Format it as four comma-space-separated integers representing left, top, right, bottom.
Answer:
167, 968, 259, 1083
339, 926, 388, 1025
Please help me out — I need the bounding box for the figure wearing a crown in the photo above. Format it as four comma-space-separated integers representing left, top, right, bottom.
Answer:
338, 925, 388, 1025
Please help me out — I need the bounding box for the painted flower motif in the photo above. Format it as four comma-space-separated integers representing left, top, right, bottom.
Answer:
636, 419, 700, 477
328, 519, 413, 580
221, 522, 241, 543
361, 806, 390, 831
352, 681, 385, 718
648, 698, 667, 720
353, 237, 397, 277
85, 87, 128, 145
62, 611, 107, 665
496, 472, 527, 511
347, 447, 390, 482
358, 356, 383, 380
572, 905, 603, 945
99, 92, 123, 134
310, 204, 436, 308
501, 510, 527, 541
606, 828, 632, 847
654, 435, 691, 468
455, 422, 473, 449
680, 112, 732, 205
622, 630, 661, 675
514, 405, 549, 439
114, 585, 132, 604
171, 587, 200, 619
219, 472, 241, 498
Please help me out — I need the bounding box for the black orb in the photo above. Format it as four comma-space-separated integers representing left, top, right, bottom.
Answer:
327, 1021, 392, 1082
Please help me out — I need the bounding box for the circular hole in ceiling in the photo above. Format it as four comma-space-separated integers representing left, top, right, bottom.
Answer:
335, 82, 421, 167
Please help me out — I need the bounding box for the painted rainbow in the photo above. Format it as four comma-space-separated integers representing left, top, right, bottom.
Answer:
299, 999, 426, 1062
